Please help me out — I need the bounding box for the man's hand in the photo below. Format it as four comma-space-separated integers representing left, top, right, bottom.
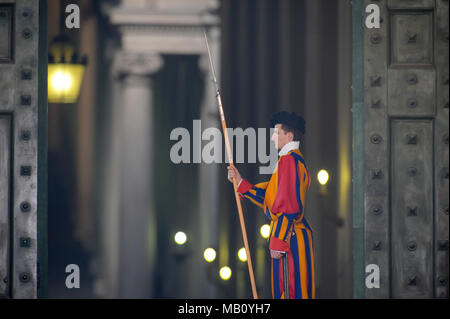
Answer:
270, 250, 283, 259
227, 165, 242, 184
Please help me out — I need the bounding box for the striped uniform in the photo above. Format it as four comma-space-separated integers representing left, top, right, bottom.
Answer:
237, 149, 315, 299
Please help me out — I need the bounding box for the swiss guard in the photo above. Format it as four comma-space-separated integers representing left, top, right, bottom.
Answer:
227, 111, 315, 299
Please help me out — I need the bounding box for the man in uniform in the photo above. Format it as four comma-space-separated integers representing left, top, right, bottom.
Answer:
227, 111, 315, 299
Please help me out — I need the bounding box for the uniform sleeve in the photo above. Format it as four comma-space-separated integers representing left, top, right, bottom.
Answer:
237, 179, 269, 209
269, 155, 301, 252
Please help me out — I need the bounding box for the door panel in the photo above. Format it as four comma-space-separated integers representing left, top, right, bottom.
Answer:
435, 0, 450, 300
0, 4, 13, 63
391, 119, 433, 298
390, 11, 433, 65
0, 0, 42, 299
360, 0, 449, 298
0, 115, 11, 298
388, 69, 435, 117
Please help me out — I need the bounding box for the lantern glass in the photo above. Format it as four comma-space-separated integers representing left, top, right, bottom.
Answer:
48, 63, 85, 103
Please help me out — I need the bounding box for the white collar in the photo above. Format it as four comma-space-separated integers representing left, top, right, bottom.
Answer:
278, 141, 300, 157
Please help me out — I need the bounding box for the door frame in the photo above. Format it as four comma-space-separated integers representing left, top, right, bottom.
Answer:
37, 0, 47, 299
352, 0, 365, 299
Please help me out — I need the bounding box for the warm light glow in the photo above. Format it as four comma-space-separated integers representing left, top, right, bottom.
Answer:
203, 248, 216, 263
260, 224, 271, 239
238, 248, 247, 262
174, 231, 187, 245
219, 266, 232, 280
48, 64, 85, 103
51, 70, 73, 91
317, 169, 330, 185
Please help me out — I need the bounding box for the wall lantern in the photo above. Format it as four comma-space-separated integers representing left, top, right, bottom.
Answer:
48, 35, 87, 103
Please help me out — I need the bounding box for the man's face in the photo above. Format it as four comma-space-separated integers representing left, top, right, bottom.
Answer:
271, 124, 293, 150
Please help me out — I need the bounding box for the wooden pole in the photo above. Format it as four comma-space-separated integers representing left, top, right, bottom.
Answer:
216, 93, 259, 299
203, 30, 258, 299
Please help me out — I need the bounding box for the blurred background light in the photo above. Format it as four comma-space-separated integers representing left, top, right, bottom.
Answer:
203, 248, 216, 263
317, 169, 330, 185
174, 231, 187, 245
237, 247, 247, 262
260, 224, 271, 239
219, 266, 232, 281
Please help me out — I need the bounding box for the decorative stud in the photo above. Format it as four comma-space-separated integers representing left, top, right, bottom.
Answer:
370, 76, 381, 87
371, 134, 382, 144
407, 241, 417, 251
407, 74, 418, 85
407, 206, 418, 216
371, 33, 382, 44
20, 237, 31, 248
438, 240, 449, 251
443, 206, 449, 216
20, 202, 31, 213
22, 28, 32, 39
21, 130, 31, 141
21, 69, 32, 80
371, 98, 381, 108
372, 169, 383, 179
407, 98, 418, 109
20, 95, 31, 106
407, 167, 417, 177
19, 273, 31, 283
438, 277, 448, 286
372, 206, 383, 215
407, 134, 418, 145
21, 9, 32, 19
20, 166, 32, 176
443, 169, 449, 180
407, 31, 417, 43
407, 276, 417, 286
373, 241, 382, 250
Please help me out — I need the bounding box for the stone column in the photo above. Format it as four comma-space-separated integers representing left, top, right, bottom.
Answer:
113, 51, 164, 298
336, 0, 353, 299
304, 0, 325, 298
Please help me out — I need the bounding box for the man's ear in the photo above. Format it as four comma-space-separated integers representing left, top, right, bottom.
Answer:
287, 131, 294, 142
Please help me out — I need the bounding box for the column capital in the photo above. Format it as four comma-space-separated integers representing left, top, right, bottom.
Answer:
113, 51, 164, 79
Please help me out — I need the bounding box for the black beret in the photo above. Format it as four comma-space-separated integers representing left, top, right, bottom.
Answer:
270, 111, 306, 134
